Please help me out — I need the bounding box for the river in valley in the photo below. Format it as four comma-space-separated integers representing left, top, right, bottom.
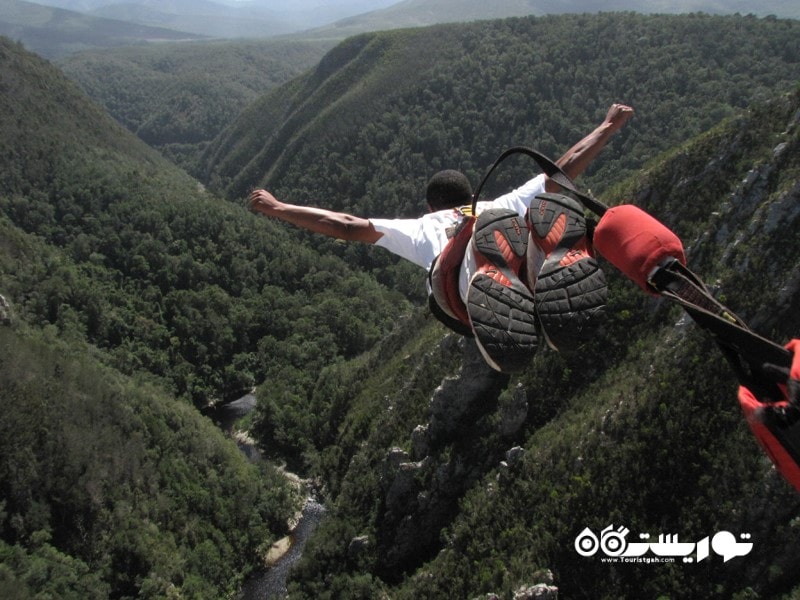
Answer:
237, 499, 327, 599
208, 394, 326, 600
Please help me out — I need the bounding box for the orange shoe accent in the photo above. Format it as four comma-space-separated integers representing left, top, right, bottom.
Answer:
493, 229, 525, 272
559, 238, 592, 267
487, 268, 513, 288
560, 249, 587, 267
533, 212, 566, 254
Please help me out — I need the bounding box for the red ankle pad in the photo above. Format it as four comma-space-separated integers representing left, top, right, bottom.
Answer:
593, 204, 686, 293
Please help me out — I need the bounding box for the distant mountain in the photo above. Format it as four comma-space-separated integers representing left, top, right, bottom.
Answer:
0, 0, 205, 58
59, 37, 334, 173
302, 0, 800, 39
87, 0, 298, 39
20, 0, 401, 40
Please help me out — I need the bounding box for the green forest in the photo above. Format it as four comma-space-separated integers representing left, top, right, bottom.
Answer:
58, 39, 335, 174
1, 9, 800, 600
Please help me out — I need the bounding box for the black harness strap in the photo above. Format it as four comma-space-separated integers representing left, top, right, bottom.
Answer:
471, 146, 609, 217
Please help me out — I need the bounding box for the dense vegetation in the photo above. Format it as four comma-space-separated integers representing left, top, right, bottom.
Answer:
59, 39, 334, 175
60, 14, 800, 196
0, 325, 296, 599
1, 9, 800, 599
0, 36, 402, 409
0, 35, 401, 596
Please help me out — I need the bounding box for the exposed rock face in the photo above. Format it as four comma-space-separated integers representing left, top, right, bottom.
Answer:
423, 338, 509, 451
499, 384, 529, 438
0, 294, 11, 326
376, 339, 515, 578
513, 583, 559, 599
473, 571, 559, 600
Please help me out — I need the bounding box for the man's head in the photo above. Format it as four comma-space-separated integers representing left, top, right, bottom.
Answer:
426, 169, 472, 212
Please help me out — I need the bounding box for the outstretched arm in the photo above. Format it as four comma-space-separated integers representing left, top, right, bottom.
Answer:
546, 103, 634, 192
249, 189, 383, 244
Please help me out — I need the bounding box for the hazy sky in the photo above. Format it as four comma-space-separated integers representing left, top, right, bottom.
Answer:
26, 0, 404, 33
31, 0, 400, 12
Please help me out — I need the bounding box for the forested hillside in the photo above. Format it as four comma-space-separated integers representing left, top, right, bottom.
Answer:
0, 35, 299, 599
0, 35, 405, 596
0, 325, 296, 598
0, 36, 401, 409
60, 13, 799, 183
59, 38, 334, 174
204, 13, 799, 214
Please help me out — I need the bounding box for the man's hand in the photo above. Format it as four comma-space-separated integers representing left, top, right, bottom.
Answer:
549, 102, 635, 186
603, 103, 635, 134
249, 189, 282, 216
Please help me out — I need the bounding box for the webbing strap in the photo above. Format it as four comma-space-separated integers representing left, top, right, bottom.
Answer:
649, 258, 791, 399
648, 258, 746, 328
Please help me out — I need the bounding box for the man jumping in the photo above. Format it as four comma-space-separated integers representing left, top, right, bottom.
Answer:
249, 104, 634, 372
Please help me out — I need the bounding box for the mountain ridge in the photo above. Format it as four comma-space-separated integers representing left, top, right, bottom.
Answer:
299, 0, 800, 40
201, 13, 800, 212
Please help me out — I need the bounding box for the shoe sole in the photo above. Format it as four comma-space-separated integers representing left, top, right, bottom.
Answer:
468, 208, 539, 372
527, 192, 589, 278
467, 273, 539, 373
535, 260, 607, 352
528, 193, 607, 351
472, 208, 528, 275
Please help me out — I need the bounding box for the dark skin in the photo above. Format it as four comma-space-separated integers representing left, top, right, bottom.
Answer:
249, 104, 634, 242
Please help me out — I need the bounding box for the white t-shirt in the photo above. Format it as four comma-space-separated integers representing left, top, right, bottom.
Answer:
371, 174, 547, 303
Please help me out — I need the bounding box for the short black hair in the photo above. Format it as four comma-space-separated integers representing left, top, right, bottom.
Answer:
425, 169, 472, 211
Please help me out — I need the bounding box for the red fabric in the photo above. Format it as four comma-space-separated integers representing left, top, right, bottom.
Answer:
433, 216, 475, 326
593, 205, 687, 293
738, 339, 800, 493
787, 339, 800, 381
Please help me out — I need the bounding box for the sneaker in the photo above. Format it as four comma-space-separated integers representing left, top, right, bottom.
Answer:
467, 208, 539, 372
526, 193, 607, 352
